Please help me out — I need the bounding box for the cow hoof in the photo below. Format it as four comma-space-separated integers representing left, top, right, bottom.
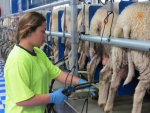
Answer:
104, 107, 112, 113
90, 92, 98, 100
98, 101, 106, 108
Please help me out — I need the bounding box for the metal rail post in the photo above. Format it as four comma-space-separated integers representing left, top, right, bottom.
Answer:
70, 0, 79, 76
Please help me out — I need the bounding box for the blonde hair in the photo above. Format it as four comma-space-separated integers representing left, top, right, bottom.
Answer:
16, 12, 46, 43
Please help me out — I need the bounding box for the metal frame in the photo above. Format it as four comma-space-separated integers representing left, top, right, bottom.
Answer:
26, 0, 29, 10
0, 26, 14, 30
1, 0, 150, 75
0, 0, 70, 19
10, 0, 12, 14
70, 0, 78, 76
0, 0, 78, 75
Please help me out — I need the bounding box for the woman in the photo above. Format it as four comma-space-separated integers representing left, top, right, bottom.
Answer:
4, 12, 85, 113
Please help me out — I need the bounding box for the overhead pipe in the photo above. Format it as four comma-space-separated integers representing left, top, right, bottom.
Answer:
0, 0, 70, 19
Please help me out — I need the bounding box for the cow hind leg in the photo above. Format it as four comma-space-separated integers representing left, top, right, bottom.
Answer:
104, 66, 128, 113
87, 55, 101, 82
132, 80, 147, 113
98, 69, 112, 108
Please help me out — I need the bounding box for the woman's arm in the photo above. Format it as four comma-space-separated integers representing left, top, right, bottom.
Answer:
16, 94, 50, 106
56, 71, 80, 85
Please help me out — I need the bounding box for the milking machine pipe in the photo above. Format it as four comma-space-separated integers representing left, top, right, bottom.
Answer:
46, 31, 150, 52
70, 0, 79, 76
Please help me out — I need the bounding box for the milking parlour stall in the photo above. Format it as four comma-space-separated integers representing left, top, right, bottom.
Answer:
0, 0, 150, 113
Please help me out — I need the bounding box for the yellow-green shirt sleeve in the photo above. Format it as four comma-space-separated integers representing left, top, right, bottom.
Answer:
34, 47, 61, 80
45, 57, 61, 80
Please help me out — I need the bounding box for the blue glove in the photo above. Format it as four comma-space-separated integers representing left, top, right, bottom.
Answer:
49, 88, 68, 105
78, 79, 100, 88
62, 85, 75, 96
78, 78, 89, 87
78, 78, 86, 84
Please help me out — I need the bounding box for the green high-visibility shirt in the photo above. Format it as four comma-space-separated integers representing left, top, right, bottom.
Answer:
4, 45, 61, 113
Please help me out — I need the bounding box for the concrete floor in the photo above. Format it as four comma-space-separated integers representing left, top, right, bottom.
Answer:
52, 80, 150, 113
